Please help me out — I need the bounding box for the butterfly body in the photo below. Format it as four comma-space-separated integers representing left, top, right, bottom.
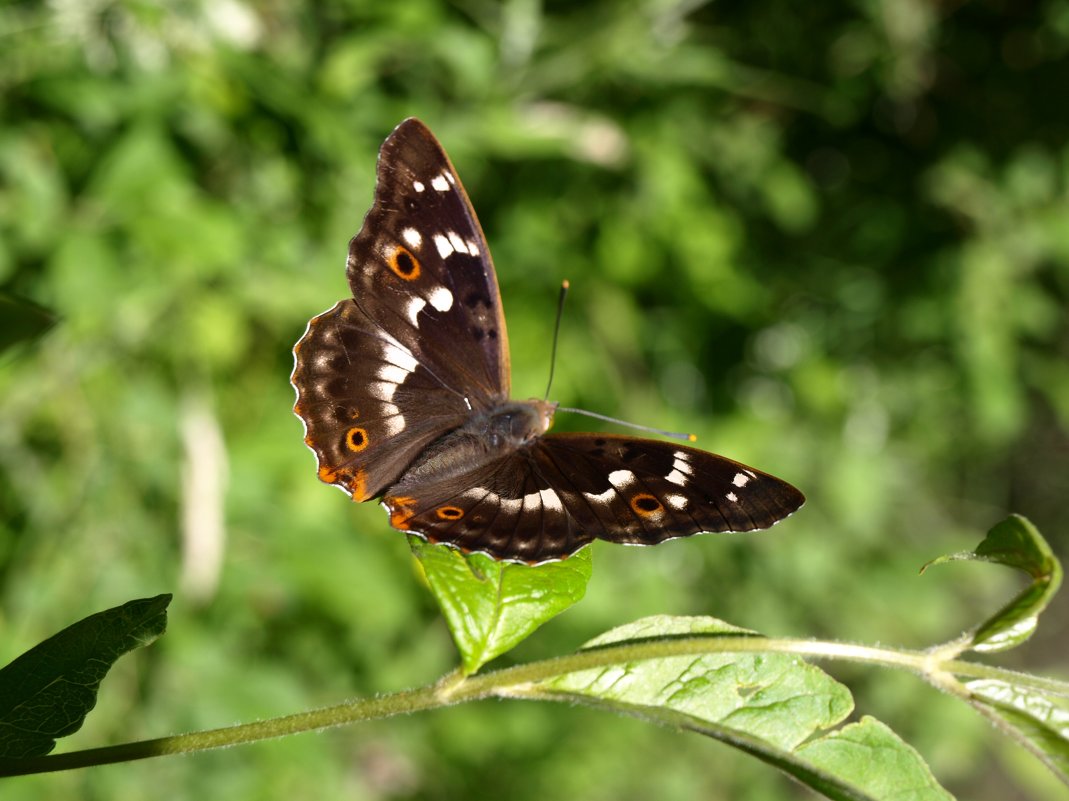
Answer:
292, 118, 804, 563
387, 398, 555, 493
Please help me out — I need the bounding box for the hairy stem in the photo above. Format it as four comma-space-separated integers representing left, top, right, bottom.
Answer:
3, 635, 1065, 777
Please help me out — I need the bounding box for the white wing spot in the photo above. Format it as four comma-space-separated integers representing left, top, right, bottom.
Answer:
726, 492, 739, 503
381, 340, 419, 374
413, 180, 425, 192
405, 296, 427, 326
428, 286, 454, 312
368, 381, 398, 402
447, 231, 469, 255
732, 473, 751, 487
431, 174, 449, 192
666, 470, 687, 486
466, 239, 480, 256
583, 487, 615, 503
377, 364, 410, 385
608, 469, 636, 488
539, 487, 563, 512
667, 494, 688, 510
444, 171, 456, 185
672, 451, 694, 475
433, 234, 454, 258
402, 228, 422, 249
382, 415, 405, 436
464, 488, 522, 514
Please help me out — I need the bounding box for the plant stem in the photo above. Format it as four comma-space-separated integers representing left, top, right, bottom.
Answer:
3, 634, 1065, 777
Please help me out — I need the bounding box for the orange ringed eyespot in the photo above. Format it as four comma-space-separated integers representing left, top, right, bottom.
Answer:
436, 506, 464, 520
387, 246, 421, 281
345, 427, 369, 452
630, 493, 663, 517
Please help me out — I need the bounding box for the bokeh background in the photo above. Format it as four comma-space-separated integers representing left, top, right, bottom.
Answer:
2, 1, 1068, 799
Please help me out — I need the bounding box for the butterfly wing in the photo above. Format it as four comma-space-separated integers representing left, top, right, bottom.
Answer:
383, 451, 594, 563
533, 434, 805, 546
381, 434, 804, 563
347, 118, 510, 403
293, 299, 483, 499
292, 119, 510, 498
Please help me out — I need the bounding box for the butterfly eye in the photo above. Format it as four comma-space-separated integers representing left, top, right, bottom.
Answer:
387, 246, 421, 281
436, 506, 464, 520
630, 493, 664, 518
345, 427, 369, 452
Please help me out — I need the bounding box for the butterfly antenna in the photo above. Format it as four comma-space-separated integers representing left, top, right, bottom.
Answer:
543, 279, 570, 400
557, 407, 697, 442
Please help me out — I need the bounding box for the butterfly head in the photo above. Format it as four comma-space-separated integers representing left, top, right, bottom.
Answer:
527, 398, 558, 436
482, 398, 557, 450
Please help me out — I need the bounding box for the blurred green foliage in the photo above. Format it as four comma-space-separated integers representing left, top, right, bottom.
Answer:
1, 1, 1067, 799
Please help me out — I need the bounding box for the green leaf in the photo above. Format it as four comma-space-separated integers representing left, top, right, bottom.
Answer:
922, 515, 1062, 652
540, 616, 952, 801
966, 679, 1069, 786
0, 595, 172, 759
650, 710, 952, 801
796, 717, 955, 801
0, 293, 56, 354
410, 539, 591, 674
546, 615, 852, 750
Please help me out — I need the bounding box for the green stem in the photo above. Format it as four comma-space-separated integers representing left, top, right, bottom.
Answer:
0, 684, 465, 777
3, 635, 1065, 777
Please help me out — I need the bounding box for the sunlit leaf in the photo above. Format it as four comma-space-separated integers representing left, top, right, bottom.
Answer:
410, 539, 591, 674
544, 615, 850, 749
922, 515, 1061, 652
537, 616, 952, 800
0, 595, 171, 759
966, 679, 1069, 785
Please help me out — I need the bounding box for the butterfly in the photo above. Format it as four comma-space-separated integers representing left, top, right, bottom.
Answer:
291, 118, 804, 563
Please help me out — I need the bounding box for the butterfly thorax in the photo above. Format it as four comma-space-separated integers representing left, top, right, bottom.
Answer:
389, 399, 557, 493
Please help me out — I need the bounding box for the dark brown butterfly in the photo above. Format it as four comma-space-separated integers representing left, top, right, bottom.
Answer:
291, 118, 804, 563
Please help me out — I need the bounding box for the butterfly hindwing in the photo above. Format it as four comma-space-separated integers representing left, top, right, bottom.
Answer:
382, 453, 594, 564
346, 118, 510, 409
292, 299, 474, 499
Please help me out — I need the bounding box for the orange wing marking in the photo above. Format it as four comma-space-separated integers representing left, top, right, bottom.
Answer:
387, 246, 421, 281
630, 493, 665, 519
386, 496, 418, 530
345, 427, 369, 452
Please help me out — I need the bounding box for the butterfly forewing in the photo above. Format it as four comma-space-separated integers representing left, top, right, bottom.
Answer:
536, 435, 805, 545
346, 118, 510, 407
